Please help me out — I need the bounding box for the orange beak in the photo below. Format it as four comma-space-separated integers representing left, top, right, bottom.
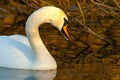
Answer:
61, 24, 71, 41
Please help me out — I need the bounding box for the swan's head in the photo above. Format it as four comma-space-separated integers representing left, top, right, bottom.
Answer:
50, 15, 70, 41
44, 6, 71, 41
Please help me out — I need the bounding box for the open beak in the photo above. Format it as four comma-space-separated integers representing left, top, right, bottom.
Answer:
61, 24, 71, 41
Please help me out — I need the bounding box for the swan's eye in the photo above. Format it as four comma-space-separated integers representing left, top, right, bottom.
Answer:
63, 18, 69, 26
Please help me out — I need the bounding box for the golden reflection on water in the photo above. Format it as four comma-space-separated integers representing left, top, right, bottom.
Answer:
55, 61, 120, 80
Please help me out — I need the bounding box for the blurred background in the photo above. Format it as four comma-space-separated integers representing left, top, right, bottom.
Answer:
0, 0, 120, 79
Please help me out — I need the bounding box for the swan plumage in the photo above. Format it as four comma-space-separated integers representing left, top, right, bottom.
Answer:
0, 6, 70, 70
10, 35, 30, 47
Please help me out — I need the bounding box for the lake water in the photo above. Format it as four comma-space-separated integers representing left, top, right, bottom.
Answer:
0, 67, 57, 80
0, 63, 120, 80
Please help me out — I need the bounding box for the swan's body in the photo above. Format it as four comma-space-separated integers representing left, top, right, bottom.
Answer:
10, 35, 30, 47
0, 6, 70, 70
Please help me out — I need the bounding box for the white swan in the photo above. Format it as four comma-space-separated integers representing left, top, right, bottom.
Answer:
0, 6, 70, 70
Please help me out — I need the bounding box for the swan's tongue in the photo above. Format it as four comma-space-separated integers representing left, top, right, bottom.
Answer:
61, 24, 71, 41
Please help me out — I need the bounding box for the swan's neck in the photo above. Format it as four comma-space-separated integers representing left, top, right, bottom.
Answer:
25, 11, 56, 67
26, 28, 50, 60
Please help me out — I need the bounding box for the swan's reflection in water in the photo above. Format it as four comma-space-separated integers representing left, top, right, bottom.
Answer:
0, 68, 56, 80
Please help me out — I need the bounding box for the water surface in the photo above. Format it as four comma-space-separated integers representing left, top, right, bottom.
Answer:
0, 62, 120, 80
0, 67, 56, 80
